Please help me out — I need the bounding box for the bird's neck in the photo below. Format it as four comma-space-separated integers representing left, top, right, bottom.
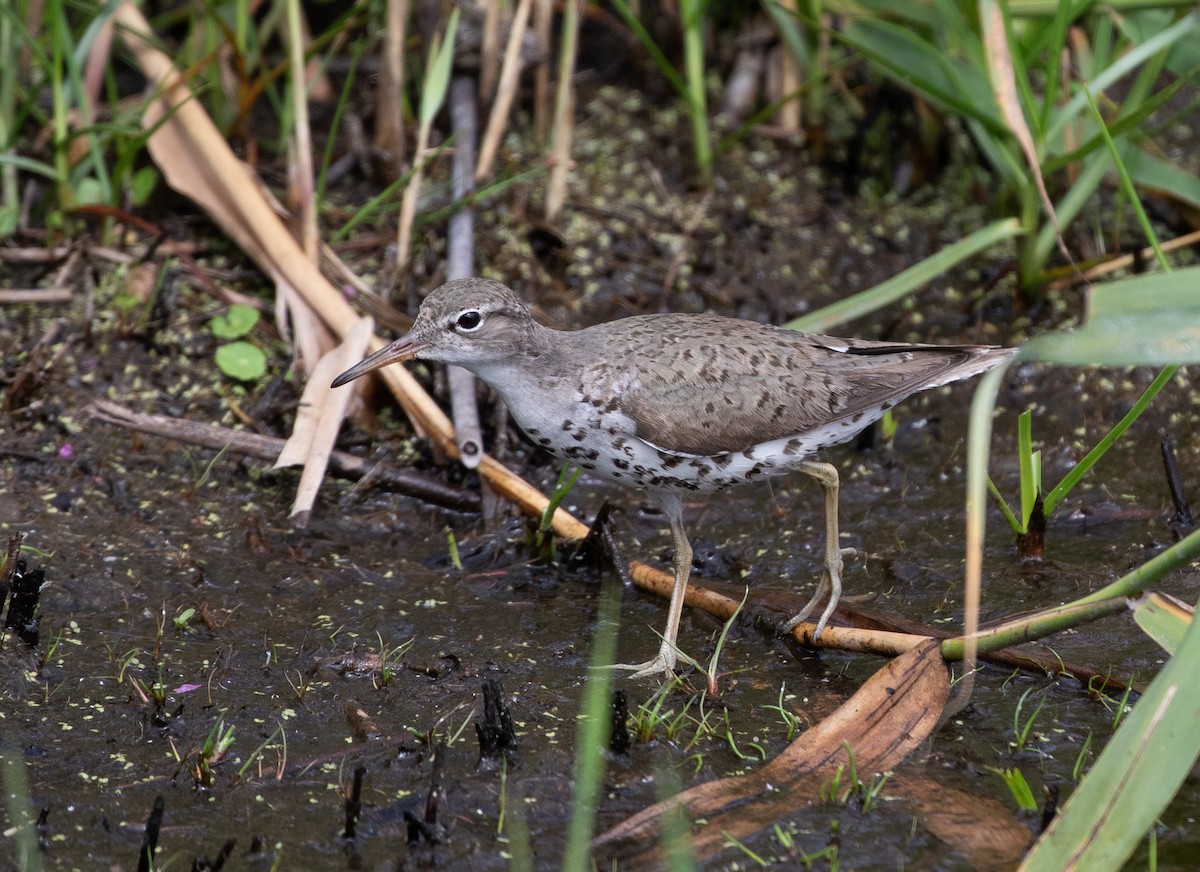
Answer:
468, 322, 580, 398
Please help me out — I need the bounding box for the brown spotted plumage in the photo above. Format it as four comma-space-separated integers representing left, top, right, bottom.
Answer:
334, 278, 1013, 680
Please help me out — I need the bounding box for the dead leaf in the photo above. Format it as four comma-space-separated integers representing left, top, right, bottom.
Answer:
981, 0, 1070, 265
593, 640, 950, 865
112, 1, 584, 539
274, 317, 374, 523
889, 771, 1032, 870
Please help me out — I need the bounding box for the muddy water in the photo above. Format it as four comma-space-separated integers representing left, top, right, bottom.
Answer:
4, 80, 1200, 869
4, 357, 1199, 869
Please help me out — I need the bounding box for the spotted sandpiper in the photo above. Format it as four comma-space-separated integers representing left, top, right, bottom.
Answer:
333, 278, 1012, 679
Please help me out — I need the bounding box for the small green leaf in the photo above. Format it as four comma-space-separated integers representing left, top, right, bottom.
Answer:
210, 304, 260, 339
131, 166, 159, 206
74, 176, 105, 206
215, 342, 266, 381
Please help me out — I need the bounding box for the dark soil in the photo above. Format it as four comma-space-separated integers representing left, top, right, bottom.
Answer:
3, 79, 1200, 870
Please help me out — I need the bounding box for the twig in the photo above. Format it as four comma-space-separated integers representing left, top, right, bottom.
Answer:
6, 318, 68, 412
479, 0, 501, 99
374, 0, 409, 173
0, 289, 72, 303
475, 0, 534, 184
776, 0, 801, 132
532, 0, 552, 143
1043, 230, 1200, 292
86, 400, 480, 512
1161, 434, 1193, 531
285, 0, 318, 262
446, 76, 484, 469
545, 0, 581, 223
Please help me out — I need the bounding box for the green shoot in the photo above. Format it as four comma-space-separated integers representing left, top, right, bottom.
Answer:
762, 683, 801, 741
533, 463, 581, 561
721, 829, 768, 865
235, 723, 285, 782
197, 718, 236, 787
1011, 686, 1045, 753
445, 527, 463, 571
608, 0, 712, 185
722, 708, 766, 762
376, 633, 415, 687
172, 607, 195, 632
1073, 731, 1093, 782
989, 766, 1038, 812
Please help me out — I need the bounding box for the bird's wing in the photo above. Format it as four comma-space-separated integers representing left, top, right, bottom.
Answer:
585, 315, 1005, 456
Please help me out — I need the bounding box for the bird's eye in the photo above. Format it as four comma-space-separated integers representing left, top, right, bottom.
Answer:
455, 310, 483, 331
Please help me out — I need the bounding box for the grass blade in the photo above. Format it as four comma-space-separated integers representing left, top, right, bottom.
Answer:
1020, 606, 1200, 870
786, 218, 1022, 333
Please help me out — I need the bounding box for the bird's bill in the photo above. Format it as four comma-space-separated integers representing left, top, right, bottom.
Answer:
331, 334, 424, 387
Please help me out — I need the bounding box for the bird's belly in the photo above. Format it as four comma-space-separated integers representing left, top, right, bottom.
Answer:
503, 388, 882, 495
518, 413, 855, 495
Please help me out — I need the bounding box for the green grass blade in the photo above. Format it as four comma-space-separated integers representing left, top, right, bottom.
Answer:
1083, 84, 1170, 269
1042, 64, 1200, 171
962, 364, 1012, 681
1124, 147, 1200, 211
609, 0, 689, 98
1, 751, 43, 872
989, 766, 1039, 813
1041, 366, 1178, 515
1032, 0, 1082, 131
1017, 410, 1036, 527
1115, 6, 1200, 76
419, 7, 459, 132
1021, 606, 1200, 870
1020, 266, 1200, 367
561, 576, 621, 872
1088, 265, 1200, 320
1032, 148, 1108, 269
987, 475, 1024, 535
840, 18, 1006, 133
1044, 10, 1199, 144
0, 152, 61, 180
1075, 526, 1200, 608
680, 0, 712, 185
762, 0, 810, 68
786, 218, 1022, 332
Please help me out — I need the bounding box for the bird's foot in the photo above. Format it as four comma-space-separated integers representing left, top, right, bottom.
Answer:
608, 642, 679, 681
777, 546, 856, 638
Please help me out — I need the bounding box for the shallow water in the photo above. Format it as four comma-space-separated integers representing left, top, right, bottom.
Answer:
4, 76, 1199, 868
4, 357, 1199, 868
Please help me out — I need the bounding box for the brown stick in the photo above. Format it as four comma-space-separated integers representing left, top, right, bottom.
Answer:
86, 400, 480, 513
112, 2, 579, 537
0, 289, 73, 303
6, 318, 67, 411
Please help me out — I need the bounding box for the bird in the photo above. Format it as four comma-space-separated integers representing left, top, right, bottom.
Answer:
332, 278, 1012, 679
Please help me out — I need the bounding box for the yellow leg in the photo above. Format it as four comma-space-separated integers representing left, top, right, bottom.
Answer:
779, 461, 853, 637
612, 496, 690, 680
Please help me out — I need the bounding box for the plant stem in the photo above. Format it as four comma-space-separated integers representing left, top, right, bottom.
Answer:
942, 524, 1200, 660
